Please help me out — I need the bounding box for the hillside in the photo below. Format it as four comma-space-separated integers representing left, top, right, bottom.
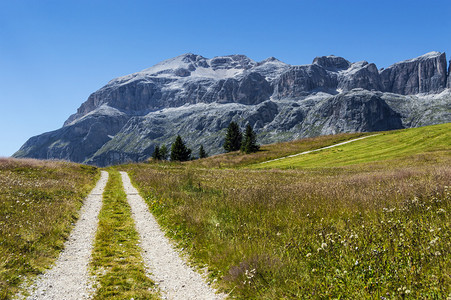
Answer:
253, 122, 450, 169
121, 124, 450, 298
14, 52, 451, 166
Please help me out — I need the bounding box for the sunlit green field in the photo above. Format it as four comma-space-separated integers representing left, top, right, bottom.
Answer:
253, 123, 450, 169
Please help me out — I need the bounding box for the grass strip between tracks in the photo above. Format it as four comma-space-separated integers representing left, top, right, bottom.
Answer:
90, 170, 159, 299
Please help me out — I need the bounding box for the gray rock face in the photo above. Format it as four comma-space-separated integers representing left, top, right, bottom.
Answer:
15, 107, 129, 163
448, 60, 451, 89
15, 52, 451, 166
306, 90, 403, 135
338, 62, 382, 91
380, 52, 447, 95
274, 64, 338, 97
313, 55, 351, 70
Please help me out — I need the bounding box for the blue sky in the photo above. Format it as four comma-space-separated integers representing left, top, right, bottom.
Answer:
1, 0, 450, 157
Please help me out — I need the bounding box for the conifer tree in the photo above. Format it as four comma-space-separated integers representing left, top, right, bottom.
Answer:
152, 145, 162, 160
170, 135, 192, 161
241, 124, 260, 154
199, 145, 208, 159
159, 144, 169, 160
223, 121, 242, 152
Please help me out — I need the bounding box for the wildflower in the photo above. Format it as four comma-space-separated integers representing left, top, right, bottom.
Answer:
321, 242, 327, 249
437, 208, 446, 214
355, 260, 359, 266
245, 268, 256, 279
306, 253, 312, 257
429, 237, 439, 245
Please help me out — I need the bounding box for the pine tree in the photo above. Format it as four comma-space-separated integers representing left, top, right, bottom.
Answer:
199, 145, 208, 159
152, 145, 162, 160
241, 124, 260, 154
223, 121, 242, 152
159, 144, 169, 160
170, 135, 192, 161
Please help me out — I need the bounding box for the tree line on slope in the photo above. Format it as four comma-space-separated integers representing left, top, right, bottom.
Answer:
152, 122, 259, 162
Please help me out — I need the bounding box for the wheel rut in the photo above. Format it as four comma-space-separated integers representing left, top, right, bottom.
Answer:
18, 170, 223, 299
22, 171, 109, 300
120, 171, 225, 300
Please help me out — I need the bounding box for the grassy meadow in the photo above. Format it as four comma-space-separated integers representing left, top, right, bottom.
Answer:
254, 123, 450, 169
0, 158, 99, 299
186, 132, 368, 168
1, 123, 449, 299
122, 123, 450, 299
90, 170, 159, 299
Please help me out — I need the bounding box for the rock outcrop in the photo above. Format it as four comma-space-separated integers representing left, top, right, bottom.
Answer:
380, 52, 447, 95
305, 90, 403, 136
14, 51, 451, 166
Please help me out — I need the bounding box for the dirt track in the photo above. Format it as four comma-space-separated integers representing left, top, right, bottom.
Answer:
120, 171, 225, 300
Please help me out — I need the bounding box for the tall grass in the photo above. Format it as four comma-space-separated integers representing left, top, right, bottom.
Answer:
123, 155, 450, 298
0, 158, 99, 299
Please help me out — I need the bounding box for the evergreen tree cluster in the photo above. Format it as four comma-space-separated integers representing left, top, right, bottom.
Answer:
224, 122, 259, 154
152, 135, 208, 162
151, 121, 258, 163
152, 144, 168, 160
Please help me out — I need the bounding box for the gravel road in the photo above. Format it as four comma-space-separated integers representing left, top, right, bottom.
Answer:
20, 171, 109, 300
120, 171, 225, 300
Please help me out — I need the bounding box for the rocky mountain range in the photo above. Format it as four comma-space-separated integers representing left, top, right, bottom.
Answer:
14, 51, 451, 166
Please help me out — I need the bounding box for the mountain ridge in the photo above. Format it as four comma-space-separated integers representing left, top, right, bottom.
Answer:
14, 51, 451, 166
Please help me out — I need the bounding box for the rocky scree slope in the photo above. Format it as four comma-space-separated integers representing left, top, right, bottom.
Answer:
14, 52, 451, 166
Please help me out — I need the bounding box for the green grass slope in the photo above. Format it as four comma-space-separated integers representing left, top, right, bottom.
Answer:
253, 123, 450, 169
186, 132, 368, 168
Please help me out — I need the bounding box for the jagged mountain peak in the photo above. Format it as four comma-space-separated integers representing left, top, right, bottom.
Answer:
312, 55, 351, 70
389, 51, 445, 66
15, 51, 451, 166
